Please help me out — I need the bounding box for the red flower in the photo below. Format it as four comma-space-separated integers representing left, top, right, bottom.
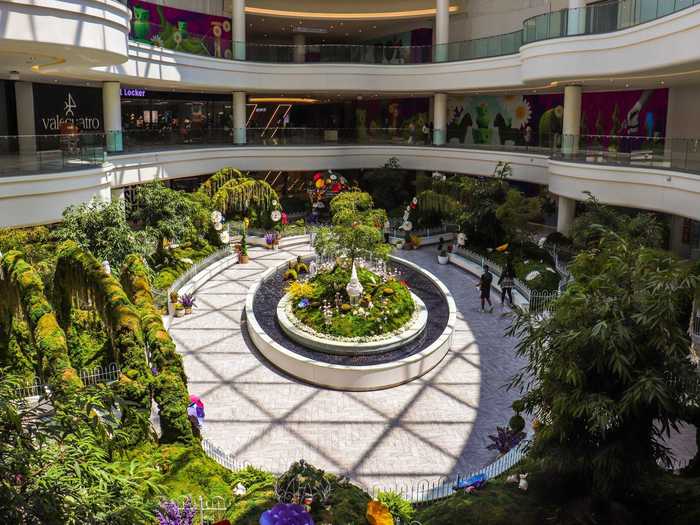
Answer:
400, 280, 408, 287
313, 172, 323, 181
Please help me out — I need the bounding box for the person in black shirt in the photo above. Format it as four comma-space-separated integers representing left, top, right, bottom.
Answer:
477, 265, 494, 313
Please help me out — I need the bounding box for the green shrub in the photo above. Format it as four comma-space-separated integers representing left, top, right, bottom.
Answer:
377, 490, 415, 523
509, 415, 525, 433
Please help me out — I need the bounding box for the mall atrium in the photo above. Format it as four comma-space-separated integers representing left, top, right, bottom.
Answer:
2, 0, 700, 523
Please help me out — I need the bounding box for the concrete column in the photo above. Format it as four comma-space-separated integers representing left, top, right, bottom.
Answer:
233, 91, 246, 144
293, 33, 306, 63
14, 81, 36, 155
102, 81, 123, 152
567, 0, 587, 36
562, 85, 582, 155
433, 93, 447, 145
557, 195, 576, 235
232, 0, 245, 60
434, 0, 450, 62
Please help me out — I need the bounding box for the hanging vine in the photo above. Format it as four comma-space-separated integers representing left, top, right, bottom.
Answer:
120, 254, 195, 444
53, 241, 151, 445
211, 177, 279, 218
197, 167, 245, 199
0, 251, 83, 399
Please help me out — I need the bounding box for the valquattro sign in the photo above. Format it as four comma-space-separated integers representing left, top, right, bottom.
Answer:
33, 83, 103, 134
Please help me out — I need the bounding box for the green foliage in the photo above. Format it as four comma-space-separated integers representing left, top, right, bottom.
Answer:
152, 241, 217, 290
569, 192, 665, 252
56, 199, 152, 271
132, 182, 198, 256
495, 188, 542, 244
508, 228, 700, 498
291, 263, 414, 338
197, 167, 245, 199
0, 251, 82, 399
121, 254, 195, 445
53, 241, 152, 445
212, 177, 279, 222
0, 226, 55, 285
316, 192, 389, 265
66, 309, 111, 369
0, 374, 158, 524
377, 490, 415, 523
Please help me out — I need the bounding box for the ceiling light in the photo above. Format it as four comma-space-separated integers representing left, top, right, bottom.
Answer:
245, 6, 459, 20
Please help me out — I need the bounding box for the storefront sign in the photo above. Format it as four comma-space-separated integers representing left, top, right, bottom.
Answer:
33, 84, 103, 134
121, 88, 147, 97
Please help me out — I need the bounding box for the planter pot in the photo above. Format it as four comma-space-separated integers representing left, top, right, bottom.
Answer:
185, 307, 193, 315
437, 255, 449, 265
240, 254, 250, 264
174, 309, 185, 318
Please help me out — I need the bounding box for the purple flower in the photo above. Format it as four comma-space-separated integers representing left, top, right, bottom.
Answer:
259, 503, 314, 525
298, 298, 310, 309
486, 427, 526, 455
156, 499, 196, 525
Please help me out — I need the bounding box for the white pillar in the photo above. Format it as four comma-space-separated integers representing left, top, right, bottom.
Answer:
433, 93, 447, 145
15, 82, 36, 155
293, 33, 306, 63
103, 81, 122, 152
562, 85, 582, 155
434, 0, 450, 62
567, 0, 587, 36
233, 91, 246, 144
557, 196, 576, 235
232, 0, 245, 60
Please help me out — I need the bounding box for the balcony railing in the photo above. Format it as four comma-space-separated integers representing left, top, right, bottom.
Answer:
130, 23, 523, 64
128, 0, 700, 65
5, 129, 700, 176
523, 0, 700, 44
0, 133, 106, 177
555, 134, 700, 173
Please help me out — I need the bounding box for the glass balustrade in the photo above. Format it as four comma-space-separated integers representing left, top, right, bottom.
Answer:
4, 130, 700, 176
523, 0, 700, 44
128, 0, 700, 64
0, 133, 106, 177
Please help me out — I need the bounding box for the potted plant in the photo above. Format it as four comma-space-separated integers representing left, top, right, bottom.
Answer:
438, 248, 449, 265
239, 233, 249, 263
174, 303, 185, 318
169, 291, 179, 305
264, 232, 275, 249
180, 293, 196, 315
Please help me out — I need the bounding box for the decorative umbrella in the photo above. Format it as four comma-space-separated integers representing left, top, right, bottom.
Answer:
188, 394, 205, 426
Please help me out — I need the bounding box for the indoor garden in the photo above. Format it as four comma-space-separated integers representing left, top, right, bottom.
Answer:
1, 165, 700, 525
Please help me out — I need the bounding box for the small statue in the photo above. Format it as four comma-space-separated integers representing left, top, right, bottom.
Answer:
334, 292, 342, 309
346, 263, 364, 305
308, 260, 317, 278
283, 261, 298, 281
295, 255, 309, 275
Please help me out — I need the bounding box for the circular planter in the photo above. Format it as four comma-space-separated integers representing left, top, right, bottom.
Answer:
245, 255, 456, 391
277, 293, 428, 356
437, 255, 449, 265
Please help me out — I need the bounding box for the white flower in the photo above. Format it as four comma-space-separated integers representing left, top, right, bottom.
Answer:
219, 231, 230, 244
510, 99, 532, 129
180, 257, 194, 265
271, 210, 282, 222
211, 211, 223, 224
233, 483, 246, 496
214, 222, 223, 231
222, 20, 231, 32
212, 25, 222, 38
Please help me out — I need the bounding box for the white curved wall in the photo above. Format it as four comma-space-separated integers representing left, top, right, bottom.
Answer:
0, 0, 130, 69
3, 146, 700, 227
69, 41, 524, 92
0, 166, 112, 228
109, 145, 549, 187
36, 2, 700, 92
548, 160, 700, 222
520, 5, 700, 84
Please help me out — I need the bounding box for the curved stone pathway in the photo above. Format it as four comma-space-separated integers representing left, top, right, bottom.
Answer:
169, 245, 526, 490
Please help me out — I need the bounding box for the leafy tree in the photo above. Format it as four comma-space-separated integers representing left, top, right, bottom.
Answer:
569, 192, 665, 251
496, 188, 542, 244
315, 192, 389, 265
0, 374, 160, 524
509, 228, 700, 499
132, 182, 197, 258
55, 199, 151, 270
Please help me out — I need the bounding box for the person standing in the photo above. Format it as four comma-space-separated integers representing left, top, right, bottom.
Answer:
477, 265, 494, 312
383, 219, 392, 243
422, 122, 430, 144
499, 260, 515, 307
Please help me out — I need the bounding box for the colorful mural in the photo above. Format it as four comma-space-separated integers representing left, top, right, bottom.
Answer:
129, 0, 232, 58
355, 98, 429, 140
446, 89, 668, 148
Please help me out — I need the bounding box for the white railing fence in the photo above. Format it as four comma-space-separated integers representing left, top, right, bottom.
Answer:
167, 246, 234, 297
14, 362, 121, 400
368, 438, 529, 504
161, 495, 231, 525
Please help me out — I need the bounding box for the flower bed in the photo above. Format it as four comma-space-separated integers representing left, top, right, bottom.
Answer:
287, 260, 415, 339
